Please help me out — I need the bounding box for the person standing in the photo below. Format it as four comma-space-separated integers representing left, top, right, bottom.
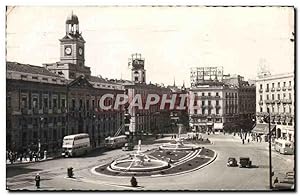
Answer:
35, 173, 41, 189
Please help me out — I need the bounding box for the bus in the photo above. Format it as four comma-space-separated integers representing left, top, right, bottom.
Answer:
274, 139, 294, 155
62, 133, 91, 157
105, 135, 127, 149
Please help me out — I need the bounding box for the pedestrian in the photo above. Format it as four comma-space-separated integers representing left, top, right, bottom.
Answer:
247, 139, 250, 143
242, 139, 245, 144
19, 152, 23, 162
130, 175, 138, 187
29, 152, 33, 162
274, 177, 279, 184
35, 173, 41, 189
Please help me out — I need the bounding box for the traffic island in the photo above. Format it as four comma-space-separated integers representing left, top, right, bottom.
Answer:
94, 147, 216, 177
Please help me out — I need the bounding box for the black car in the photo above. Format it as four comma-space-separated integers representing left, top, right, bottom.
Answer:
239, 157, 252, 168
227, 157, 238, 167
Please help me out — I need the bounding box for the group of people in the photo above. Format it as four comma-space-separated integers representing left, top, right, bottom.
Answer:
6, 150, 44, 164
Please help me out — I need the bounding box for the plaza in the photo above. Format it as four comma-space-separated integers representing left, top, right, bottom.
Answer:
6, 133, 294, 191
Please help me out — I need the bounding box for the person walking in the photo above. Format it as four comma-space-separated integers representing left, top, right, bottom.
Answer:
35, 173, 41, 189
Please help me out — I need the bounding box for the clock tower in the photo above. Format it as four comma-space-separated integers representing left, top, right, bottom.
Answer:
59, 12, 85, 67
130, 53, 146, 83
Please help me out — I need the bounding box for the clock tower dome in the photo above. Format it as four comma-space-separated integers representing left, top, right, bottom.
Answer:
59, 12, 85, 67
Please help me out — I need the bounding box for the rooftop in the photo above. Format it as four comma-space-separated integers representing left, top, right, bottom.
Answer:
7, 61, 61, 78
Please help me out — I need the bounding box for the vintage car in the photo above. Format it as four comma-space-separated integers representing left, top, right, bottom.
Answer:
122, 143, 134, 151
239, 157, 252, 168
227, 157, 238, 167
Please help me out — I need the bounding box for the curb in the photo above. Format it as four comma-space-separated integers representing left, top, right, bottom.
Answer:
90, 150, 218, 179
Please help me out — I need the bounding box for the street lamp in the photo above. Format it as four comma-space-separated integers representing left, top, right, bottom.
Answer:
265, 108, 273, 189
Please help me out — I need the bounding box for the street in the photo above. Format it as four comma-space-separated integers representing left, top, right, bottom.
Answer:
6, 133, 294, 191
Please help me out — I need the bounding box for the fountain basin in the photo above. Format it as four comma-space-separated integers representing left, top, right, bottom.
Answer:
159, 143, 200, 151
110, 159, 170, 172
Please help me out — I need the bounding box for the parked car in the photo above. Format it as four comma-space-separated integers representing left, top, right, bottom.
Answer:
239, 157, 252, 168
122, 143, 134, 151
227, 157, 238, 167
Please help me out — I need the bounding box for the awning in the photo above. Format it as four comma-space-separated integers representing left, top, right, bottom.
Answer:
214, 123, 223, 130
252, 124, 276, 134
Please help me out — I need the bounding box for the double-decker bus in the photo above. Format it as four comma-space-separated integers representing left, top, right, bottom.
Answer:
62, 133, 91, 157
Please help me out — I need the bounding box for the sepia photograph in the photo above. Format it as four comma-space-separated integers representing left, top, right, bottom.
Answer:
5, 5, 295, 191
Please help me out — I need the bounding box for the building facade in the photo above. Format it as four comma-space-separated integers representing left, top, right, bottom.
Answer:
189, 68, 256, 133
7, 62, 68, 152
254, 72, 294, 143
6, 13, 124, 152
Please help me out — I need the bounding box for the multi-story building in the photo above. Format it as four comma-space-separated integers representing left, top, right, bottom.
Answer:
223, 74, 256, 131
6, 62, 68, 152
188, 67, 256, 133
117, 54, 173, 141
189, 84, 239, 132
6, 13, 124, 152
254, 72, 294, 143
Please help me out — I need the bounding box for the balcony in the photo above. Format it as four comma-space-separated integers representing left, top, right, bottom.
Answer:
271, 88, 275, 92
53, 107, 57, 113
258, 100, 263, 105
282, 86, 287, 91
276, 87, 281, 91
288, 86, 292, 91
215, 105, 221, 109
265, 100, 274, 104
281, 99, 292, 104
33, 108, 39, 114
275, 100, 281, 104
259, 89, 263, 93
21, 108, 32, 115
265, 88, 269, 92
43, 108, 48, 114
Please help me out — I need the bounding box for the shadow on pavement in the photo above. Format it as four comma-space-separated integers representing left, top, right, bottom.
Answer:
6, 166, 42, 178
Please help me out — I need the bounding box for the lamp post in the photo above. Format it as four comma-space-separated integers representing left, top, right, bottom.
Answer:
266, 108, 273, 190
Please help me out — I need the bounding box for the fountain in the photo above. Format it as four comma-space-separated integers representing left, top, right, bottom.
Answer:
109, 140, 170, 172
159, 124, 200, 151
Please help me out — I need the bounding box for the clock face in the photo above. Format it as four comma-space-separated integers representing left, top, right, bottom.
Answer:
78, 47, 83, 55
65, 47, 72, 55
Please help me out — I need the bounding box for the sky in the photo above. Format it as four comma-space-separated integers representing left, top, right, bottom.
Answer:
6, 6, 294, 87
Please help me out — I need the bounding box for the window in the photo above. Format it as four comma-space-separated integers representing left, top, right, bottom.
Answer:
208, 109, 211, 115
216, 100, 219, 105
72, 99, 76, 110
208, 101, 211, 105
289, 81, 291, 87
202, 108, 205, 115
289, 93, 291, 100
61, 99, 66, 108
202, 92, 205, 96
21, 96, 27, 108
283, 93, 286, 98
7, 96, 11, 108
267, 84, 269, 89
260, 107, 263, 112
272, 83, 274, 88
277, 94, 280, 100
260, 84, 262, 89
79, 99, 83, 109
53, 98, 57, 108
216, 109, 219, 115
267, 95, 269, 100
32, 97, 38, 109
216, 92, 219, 97
260, 95, 262, 101
283, 82, 286, 87
283, 106, 286, 113
208, 92, 211, 97
272, 94, 274, 100
202, 101, 205, 106
278, 82, 280, 87
272, 106, 274, 112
